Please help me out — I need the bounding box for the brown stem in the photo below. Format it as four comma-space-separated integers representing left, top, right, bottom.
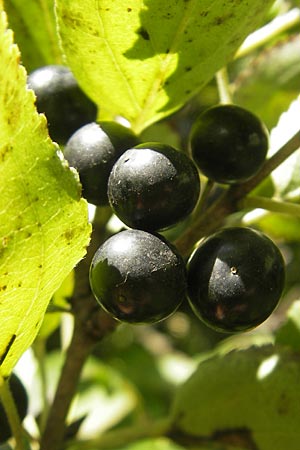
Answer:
39, 315, 94, 450
40, 304, 117, 450
175, 130, 300, 257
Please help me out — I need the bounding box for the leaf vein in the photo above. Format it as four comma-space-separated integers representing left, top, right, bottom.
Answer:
95, 0, 142, 118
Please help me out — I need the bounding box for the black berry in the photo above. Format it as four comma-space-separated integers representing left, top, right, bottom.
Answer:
189, 104, 269, 184
187, 227, 285, 333
89, 229, 187, 324
27, 65, 97, 144
0, 373, 28, 443
64, 121, 139, 205
107, 142, 200, 231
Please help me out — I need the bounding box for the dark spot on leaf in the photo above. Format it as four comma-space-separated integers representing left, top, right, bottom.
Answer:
200, 11, 209, 17
2, 236, 9, 246
185, 66, 192, 72
185, 89, 191, 94
61, 13, 83, 29
0, 243, 7, 258
0, 144, 12, 162
213, 12, 234, 25
277, 392, 290, 415
138, 27, 150, 40
0, 285, 7, 291
127, 7, 132, 12
214, 16, 224, 25
64, 229, 76, 241
90, 29, 100, 37
18, 282, 22, 287
38, 264, 43, 269
229, 35, 241, 46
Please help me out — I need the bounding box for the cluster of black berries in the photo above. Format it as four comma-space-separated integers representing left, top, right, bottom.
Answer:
28, 65, 285, 334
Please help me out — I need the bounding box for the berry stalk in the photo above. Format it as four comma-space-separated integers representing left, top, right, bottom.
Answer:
240, 195, 300, 217
39, 315, 94, 450
175, 129, 300, 257
215, 67, 232, 104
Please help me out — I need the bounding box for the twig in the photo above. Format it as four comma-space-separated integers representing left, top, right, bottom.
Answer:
39, 314, 95, 450
175, 130, 300, 257
192, 178, 215, 216
240, 195, 300, 217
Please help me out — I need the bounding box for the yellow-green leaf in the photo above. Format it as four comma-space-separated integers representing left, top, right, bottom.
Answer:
37, 271, 74, 340
55, 0, 273, 133
0, 10, 91, 376
4, 0, 62, 71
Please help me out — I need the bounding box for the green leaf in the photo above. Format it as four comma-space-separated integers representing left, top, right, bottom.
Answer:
0, 11, 91, 376
55, 0, 273, 133
171, 345, 300, 450
112, 438, 186, 450
72, 356, 138, 438
242, 97, 300, 242
269, 96, 300, 200
68, 437, 188, 450
275, 300, 300, 350
233, 37, 300, 129
4, 0, 62, 72
51, 270, 74, 310
254, 213, 300, 242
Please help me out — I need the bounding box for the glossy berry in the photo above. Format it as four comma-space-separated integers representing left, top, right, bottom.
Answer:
64, 121, 139, 205
187, 227, 285, 333
189, 104, 269, 184
0, 373, 28, 443
27, 65, 97, 144
89, 229, 187, 324
108, 142, 200, 231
